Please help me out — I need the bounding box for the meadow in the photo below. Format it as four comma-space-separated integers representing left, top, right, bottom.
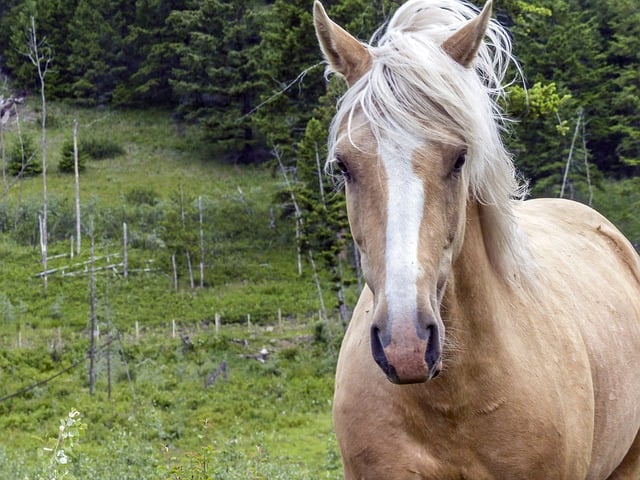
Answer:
0, 102, 347, 478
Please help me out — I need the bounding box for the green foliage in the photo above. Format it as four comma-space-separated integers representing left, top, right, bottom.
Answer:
79, 136, 125, 160
7, 133, 41, 177
41, 408, 86, 479
592, 177, 640, 246
0, 323, 342, 479
506, 82, 571, 121
168, 0, 269, 163
67, 0, 135, 105
58, 137, 87, 173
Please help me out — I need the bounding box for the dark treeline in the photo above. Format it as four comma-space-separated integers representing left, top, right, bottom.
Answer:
1, 0, 638, 180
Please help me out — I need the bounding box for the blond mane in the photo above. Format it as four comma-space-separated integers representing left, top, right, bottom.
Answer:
326, 0, 534, 285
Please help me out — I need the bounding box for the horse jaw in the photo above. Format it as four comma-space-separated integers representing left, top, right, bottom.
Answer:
313, 1, 372, 86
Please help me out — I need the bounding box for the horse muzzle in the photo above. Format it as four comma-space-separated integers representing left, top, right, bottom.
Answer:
370, 313, 442, 384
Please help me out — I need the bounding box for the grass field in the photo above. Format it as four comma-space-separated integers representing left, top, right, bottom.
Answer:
0, 102, 348, 478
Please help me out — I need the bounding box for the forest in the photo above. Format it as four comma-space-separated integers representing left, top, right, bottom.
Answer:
1, 0, 638, 176
0, 0, 638, 477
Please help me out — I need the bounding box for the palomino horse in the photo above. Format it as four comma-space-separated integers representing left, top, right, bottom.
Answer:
313, 0, 640, 478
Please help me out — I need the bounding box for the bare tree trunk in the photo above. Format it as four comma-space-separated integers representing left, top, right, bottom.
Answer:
105, 279, 112, 400
89, 224, 96, 395
0, 109, 6, 196
186, 250, 194, 290
172, 254, 178, 291
314, 142, 326, 205
73, 119, 81, 255
274, 147, 303, 275
581, 116, 593, 206
308, 249, 334, 354
198, 196, 205, 288
11, 107, 25, 231
123, 222, 128, 278
560, 110, 582, 200
27, 16, 52, 290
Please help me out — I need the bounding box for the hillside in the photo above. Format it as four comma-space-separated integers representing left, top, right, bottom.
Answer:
0, 102, 346, 478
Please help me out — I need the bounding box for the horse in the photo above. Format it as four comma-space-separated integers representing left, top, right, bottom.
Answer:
312, 0, 640, 478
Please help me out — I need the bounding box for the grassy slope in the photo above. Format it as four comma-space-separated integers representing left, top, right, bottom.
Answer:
0, 103, 345, 478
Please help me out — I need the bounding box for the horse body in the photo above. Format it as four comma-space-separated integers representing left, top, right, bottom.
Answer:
334, 199, 640, 479
312, 0, 640, 477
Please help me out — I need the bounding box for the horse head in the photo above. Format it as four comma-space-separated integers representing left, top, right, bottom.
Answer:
313, 0, 508, 384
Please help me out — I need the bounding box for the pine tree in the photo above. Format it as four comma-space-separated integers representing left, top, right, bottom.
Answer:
169, 0, 268, 163
114, 0, 188, 106
68, 0, 135, 104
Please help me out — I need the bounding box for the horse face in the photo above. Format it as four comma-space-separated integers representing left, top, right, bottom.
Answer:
333, 113, 468, 384
315, 0, 492, 384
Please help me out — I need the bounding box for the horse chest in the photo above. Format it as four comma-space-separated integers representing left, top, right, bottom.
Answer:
335, 386, 583, 479
334, 326, 591, 479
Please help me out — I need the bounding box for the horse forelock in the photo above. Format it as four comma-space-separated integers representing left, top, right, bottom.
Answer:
326, 0, 534, 287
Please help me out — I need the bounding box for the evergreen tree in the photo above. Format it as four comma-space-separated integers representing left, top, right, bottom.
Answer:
169, 0, 268, 163
114, 0, 188, 106
58, 137, 87, 173
255, 0, 400, 164
67, 0, 135, 104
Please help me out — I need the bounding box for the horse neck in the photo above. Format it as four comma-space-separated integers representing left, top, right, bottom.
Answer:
422, 200, 517, 413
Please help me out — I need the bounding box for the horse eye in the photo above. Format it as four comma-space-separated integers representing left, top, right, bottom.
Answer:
452, 152, 466, 174
334, 157, 352, 182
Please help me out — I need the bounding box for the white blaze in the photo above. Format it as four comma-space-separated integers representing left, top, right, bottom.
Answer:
379, 139, 424, 320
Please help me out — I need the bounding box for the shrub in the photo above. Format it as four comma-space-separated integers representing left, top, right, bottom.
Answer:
58, 138, 87, 173
80, 137, 125, 160
7, 134, 42, 177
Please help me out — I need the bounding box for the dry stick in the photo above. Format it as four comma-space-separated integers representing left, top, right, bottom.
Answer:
88, 222, 96, 395
105, 277, 112, 400
314, 142, 326, 205
27, 16, 52, 290
186, 250, 194, 290
581, 116, 593, 206
308, 249, 334, 354
123, 222, 128, 278
73, 119, 81, 255
0, 103, 6, 195
560, 110, 583, 199
274, 147, 303, 275
172, 254, 178, 291
12, 106, 24, 233
198, 196, 205, 288
315, 141, 349, 327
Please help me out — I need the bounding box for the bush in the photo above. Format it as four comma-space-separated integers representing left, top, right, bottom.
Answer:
58, 138, 87, 173
7, 134, 42, 177
80, 137, 125, 160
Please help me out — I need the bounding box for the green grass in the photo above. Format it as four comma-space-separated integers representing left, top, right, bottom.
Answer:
0, 102, 348, 478
0, 322, 343, 479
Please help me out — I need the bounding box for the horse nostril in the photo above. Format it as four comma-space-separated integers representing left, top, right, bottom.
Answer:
425, 325, 442, 377
370, 326, 398, 381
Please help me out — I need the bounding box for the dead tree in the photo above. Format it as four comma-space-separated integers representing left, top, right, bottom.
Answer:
26, 16, 52, 289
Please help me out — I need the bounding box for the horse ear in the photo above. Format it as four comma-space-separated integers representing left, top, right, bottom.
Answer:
313, 1, 372, 86
442, 0, 492, 67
